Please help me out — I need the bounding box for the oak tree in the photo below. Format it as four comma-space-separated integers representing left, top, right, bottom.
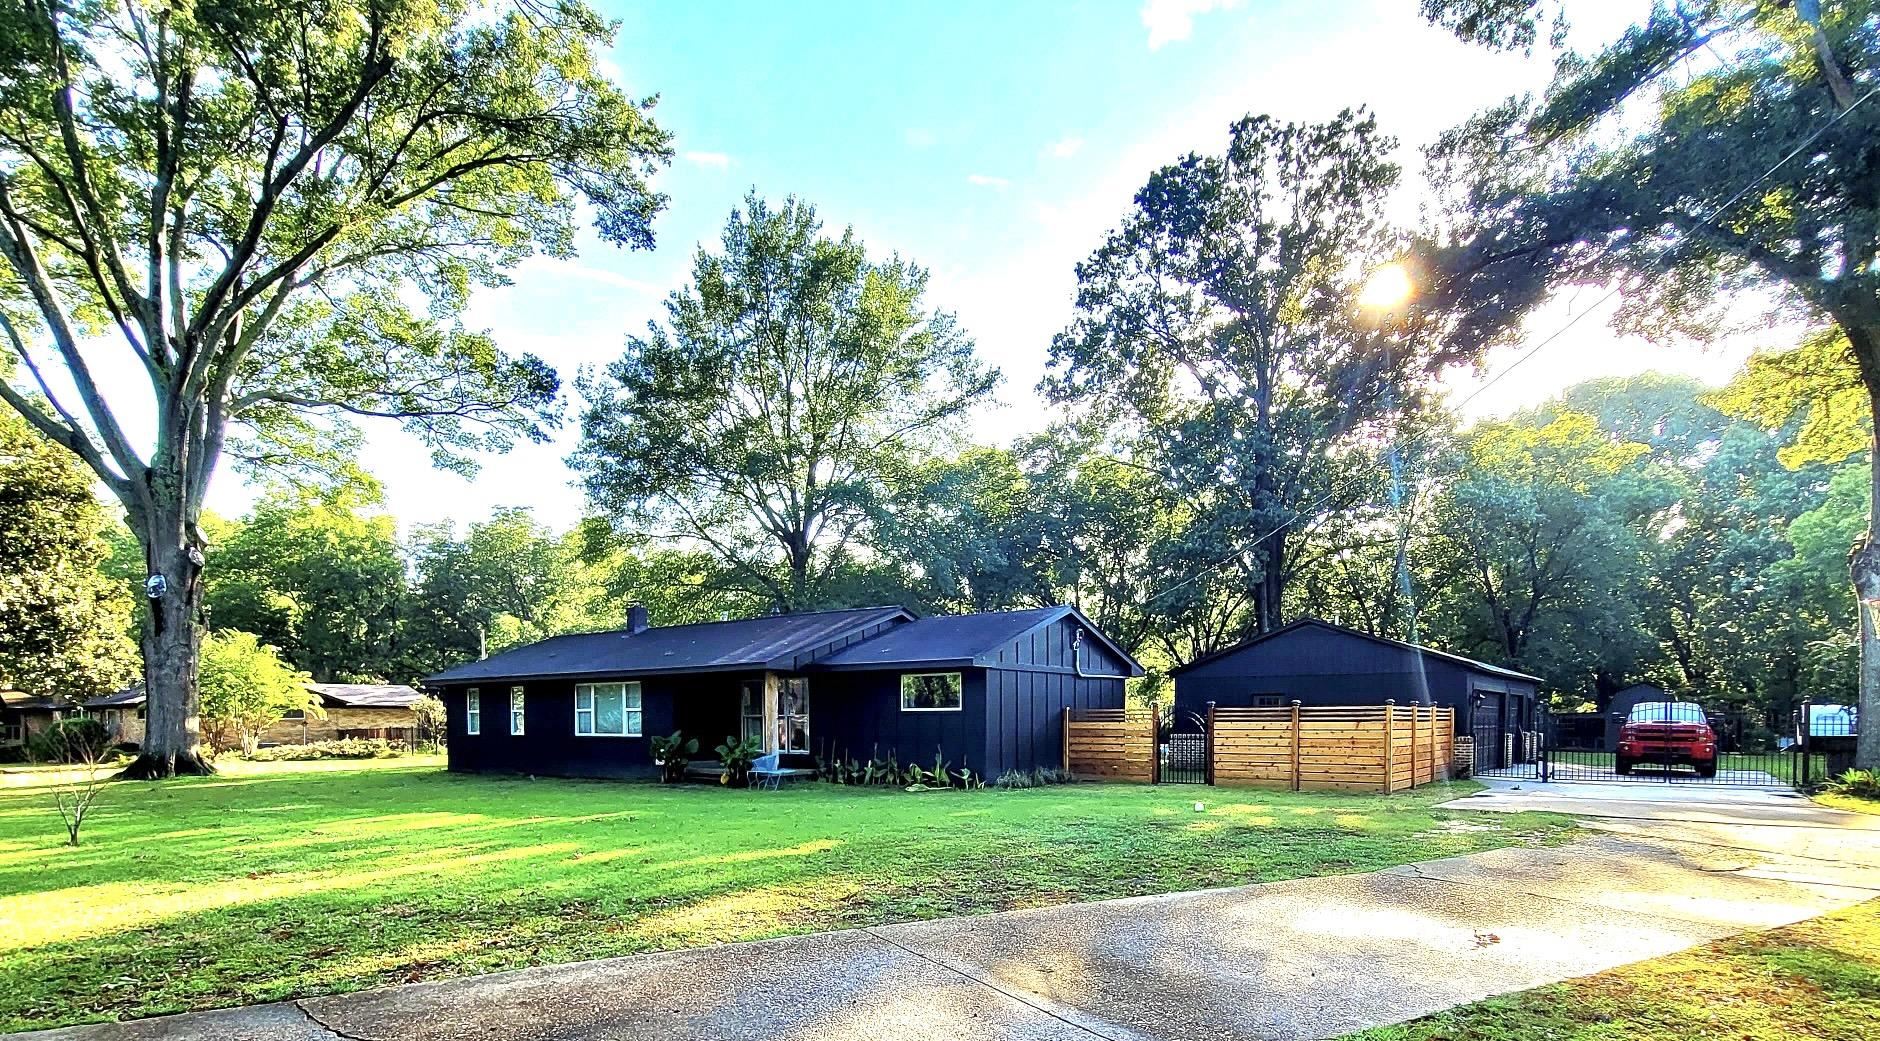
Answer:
0, 0, 671, 775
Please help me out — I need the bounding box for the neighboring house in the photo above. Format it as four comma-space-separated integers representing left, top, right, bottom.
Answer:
83, 684, 147, 746
1603, 682, 1672, 751
1, 689, 75, 748
425, 604, 1143, 780
261, 684, 427, 745
84, 682, 427, 748
1170, 618, 1542, 770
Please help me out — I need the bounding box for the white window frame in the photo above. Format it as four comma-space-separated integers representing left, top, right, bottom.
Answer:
465, 688, 481, 735
509, 686, 526, 736
900, 672, 964, 713
575, 681, 643, 737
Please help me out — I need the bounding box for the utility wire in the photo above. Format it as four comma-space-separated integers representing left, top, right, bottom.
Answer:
1139, 83, 1880, 611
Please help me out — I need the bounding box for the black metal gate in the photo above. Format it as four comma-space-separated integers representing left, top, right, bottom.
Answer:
1157, 704, 1209, 784
1540, 705, 1809, 788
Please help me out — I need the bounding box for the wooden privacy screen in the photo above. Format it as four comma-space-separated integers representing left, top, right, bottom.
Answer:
1212, 703, 1454, 793
1062, 707, 1156, 782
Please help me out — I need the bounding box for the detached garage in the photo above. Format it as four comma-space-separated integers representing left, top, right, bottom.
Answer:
1170, 618, 1542, 770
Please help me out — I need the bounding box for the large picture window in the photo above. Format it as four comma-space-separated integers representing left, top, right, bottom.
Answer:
901, 672, 963, 712
465, 689, 481, 735
576, 682, 643, 737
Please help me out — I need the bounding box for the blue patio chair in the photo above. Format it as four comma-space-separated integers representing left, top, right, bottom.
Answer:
750, 752, 784, 790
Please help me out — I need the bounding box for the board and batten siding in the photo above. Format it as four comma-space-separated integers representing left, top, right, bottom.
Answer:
443, 676, 680, 778
980, 613, 1130, 776
810, 669, 989, 774
1174, 623, 1535, 737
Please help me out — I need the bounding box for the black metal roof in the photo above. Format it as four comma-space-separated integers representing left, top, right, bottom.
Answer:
1169, 617, 1542, 683
811, 605, 1145, 676
425, 606, 916, 684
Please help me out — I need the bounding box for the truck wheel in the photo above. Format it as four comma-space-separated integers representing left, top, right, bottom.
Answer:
1614, 757, 1632, 776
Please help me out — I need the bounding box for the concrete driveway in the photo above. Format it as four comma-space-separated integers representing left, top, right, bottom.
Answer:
17, 788, 1880, 1041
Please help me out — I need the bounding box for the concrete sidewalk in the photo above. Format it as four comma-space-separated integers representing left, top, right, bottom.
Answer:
18, 796, 1880, 1041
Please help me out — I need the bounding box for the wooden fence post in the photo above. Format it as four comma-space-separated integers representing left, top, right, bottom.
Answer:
1149, 700, 1161, 785
1061, 706, 1071, 773
1383, 699, 1396, 793
1289, 700, 1302, 792
1205, 701, 1217, 786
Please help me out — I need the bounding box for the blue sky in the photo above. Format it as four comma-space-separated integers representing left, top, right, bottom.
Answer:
212, 0, 1752, 529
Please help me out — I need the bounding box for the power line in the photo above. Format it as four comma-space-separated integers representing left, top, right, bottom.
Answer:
1140, 84, 1880, 611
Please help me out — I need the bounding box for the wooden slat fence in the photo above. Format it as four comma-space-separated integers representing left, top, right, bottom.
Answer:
1062, 707, 1156, 782
1212, 701, 1453, 793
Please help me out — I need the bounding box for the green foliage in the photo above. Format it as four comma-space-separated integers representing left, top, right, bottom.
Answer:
1420, 411, 1675, 695
1046, 109, 1449, 637
1824, 769, 1880, 800
574, 193, 999, 611
205, 491, 407, 682
1709, 329, 1869, 470
197, 630, 317, 755
0, 0, 672, 768
0, 410, 138, 699
241, 738, 412, 762
1422, 0, 1880, 763
404, 507, 628, 672
26, 717, 108, 765
649, 731, 699, 784
993, 766, 1078, 789
712, 736, 763, 787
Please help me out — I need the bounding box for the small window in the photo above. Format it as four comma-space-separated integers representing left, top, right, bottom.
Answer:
1252, 695, 1285, 708
283, 708, 306, 721
575, 682, 643, 737
466, 688, 481, 735
901, 672, 963, 712
510, 686, 525, 735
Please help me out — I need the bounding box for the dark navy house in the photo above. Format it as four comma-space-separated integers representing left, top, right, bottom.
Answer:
426, 605, 1142, 780
1171, 618, 1541, 768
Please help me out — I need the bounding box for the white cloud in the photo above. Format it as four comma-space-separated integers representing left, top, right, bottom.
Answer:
1045, 135, 1086, 159
966, 173, 1010, 189
904, 127, 938, 149
682, 150, 732, 169
1141, 0, 1244, 50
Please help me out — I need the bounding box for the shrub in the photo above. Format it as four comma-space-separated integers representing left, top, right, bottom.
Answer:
1825, 768, 1880, 800
28, 718, 110, 764
243, 738, 408, 762
993, 766, 1076, 790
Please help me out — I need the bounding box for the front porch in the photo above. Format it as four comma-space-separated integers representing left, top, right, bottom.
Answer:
673, 671, 815, 759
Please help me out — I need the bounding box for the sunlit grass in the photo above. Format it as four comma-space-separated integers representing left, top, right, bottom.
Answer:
1346, 899, 1880, 1041
0, 759, 1571, 1032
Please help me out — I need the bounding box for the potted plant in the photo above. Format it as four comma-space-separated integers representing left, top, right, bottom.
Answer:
714, 736, 763, 788
650, 731, 698, 783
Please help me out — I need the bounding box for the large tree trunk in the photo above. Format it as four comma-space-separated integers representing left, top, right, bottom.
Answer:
1253, 533, 1286, 633
119, 504, 215, 779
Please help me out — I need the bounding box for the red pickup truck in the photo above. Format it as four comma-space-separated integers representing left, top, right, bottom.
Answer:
1615, 701, 1718, 777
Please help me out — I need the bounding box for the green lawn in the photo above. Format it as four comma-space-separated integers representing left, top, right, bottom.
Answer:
1345, 899, 1880, 1041
0, 758, 1569, 1032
